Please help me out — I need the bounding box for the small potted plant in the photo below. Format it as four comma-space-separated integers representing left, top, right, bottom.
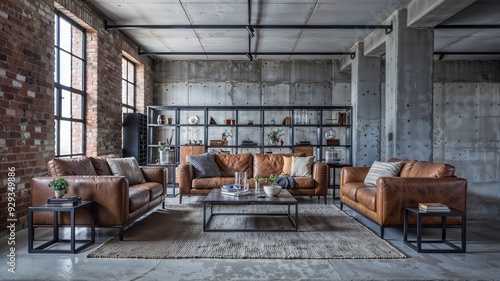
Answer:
159, 142, 174, 164
266, 129, 284, 146
263, 174, 282, 196
48, 178, 69, 198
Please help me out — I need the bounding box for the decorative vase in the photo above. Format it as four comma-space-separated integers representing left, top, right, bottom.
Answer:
157, 115, 166, 124
160, 149, 174, 164
263, 185, 282, 197
54, 190, 65, 198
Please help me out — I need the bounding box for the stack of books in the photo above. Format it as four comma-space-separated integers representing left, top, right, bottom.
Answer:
221, 185, 251, 197
46, 196, 82, 206
418, 203, 450, 212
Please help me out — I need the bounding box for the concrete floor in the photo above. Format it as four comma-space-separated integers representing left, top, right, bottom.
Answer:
2, 193, 499, 281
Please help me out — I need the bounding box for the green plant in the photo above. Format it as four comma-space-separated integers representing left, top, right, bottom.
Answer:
159, 142, 168, 151
47, 178, 69, 192
266, 129, 284, 144
254, 176, 263, 183
266, 174, 279, 186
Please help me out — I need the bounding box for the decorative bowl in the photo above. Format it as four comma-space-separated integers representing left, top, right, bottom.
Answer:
263, 185, 282, 197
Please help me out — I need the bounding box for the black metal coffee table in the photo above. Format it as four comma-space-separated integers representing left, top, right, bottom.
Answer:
203, 189, 298, 232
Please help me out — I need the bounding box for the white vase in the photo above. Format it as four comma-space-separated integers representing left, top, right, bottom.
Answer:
54, 190, 65, 198
263, 185, 282, 197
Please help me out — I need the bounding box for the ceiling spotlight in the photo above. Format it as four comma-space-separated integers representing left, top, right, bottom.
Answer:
246, 53, 253, 61
246, 25, 255, 37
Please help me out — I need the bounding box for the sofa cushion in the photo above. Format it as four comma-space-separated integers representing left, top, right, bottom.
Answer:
47, 157, 97, 176
364, 161, 403, 185
341, 182, 368, 202
188, 153, 222, 178
106, 157, 146, 185
281, 156, 292, 175
290, 156, 315, 177
388, 158, 417, 177
356, 187, 377, 211
253, 153, 305, 178
293, 177, 315, 189
128, 186, 150, 212
192, 177, 235, 189
213, 153, 252, 177
408, 161, 455, 178
89, 154, 119, 175
133, 182, 164, 200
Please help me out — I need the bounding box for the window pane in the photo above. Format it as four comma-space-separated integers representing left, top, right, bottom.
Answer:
122, 80, 127, 104
128, 82, 134, 107
72, 93, 83, 120
122, 58, 127, 79
59, 17, 72, 52
72, 121, 84, 154
54, 49, 58, 83
59, 120, 72, 155
71, 26, 84, 59
54, 89, 58, 115
72, 56, 84, 91
59, 51, 71, 86
128, 61, 134, 83
61, 90, 71, 118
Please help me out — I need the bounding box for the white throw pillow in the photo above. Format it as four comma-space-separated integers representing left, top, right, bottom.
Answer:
290, 156, 315, 177
106, 157, 146, 185
364, 161, 403, 185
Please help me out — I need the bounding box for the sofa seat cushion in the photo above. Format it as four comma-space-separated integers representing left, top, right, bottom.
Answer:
48, 157, 97, 176
356, 187, 377, 211
293, 177, 315, 189
408, 161, 455, 177
213, 153, 253, 177
129, 186, 150, 213
132, 182, 163, 200
192, 177, 235, 189
342, 182, 370, 202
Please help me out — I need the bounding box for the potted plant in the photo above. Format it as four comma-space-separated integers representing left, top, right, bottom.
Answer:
48, 178, 69, 198
263, 174, 282, 196
266, 129, 284, 146
159, 142, 174, 164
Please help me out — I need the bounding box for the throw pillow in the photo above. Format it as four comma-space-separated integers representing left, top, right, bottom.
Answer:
364, 161, 403, 185
281, 156, 292, 176
188, 153, 222, 179
106, 157, 146, 185
290, 156, 315, 177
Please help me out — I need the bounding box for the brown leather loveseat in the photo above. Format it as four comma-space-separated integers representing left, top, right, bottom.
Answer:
31, 155, 166, 240
340, 159, 467, 238
177, 153, 328, 204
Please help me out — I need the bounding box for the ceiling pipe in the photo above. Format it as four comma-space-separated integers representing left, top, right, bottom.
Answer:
138, 51, 355, 57
435, 25, 500, 29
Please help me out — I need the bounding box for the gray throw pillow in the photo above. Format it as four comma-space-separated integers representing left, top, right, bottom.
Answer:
364, 161, 403, 186
188, 153, 222, 179
106, 157, 146, 185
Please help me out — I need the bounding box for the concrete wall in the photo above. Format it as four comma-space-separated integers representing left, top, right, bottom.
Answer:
433, 61, 500, 220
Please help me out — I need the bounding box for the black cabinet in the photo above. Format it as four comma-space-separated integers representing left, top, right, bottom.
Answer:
123, 113, 147, 165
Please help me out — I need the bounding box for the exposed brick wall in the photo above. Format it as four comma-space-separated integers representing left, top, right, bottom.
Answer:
0, 0, 55, 234
0, 0, 155, 236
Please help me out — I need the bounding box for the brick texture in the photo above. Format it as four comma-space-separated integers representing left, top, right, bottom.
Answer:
0, 0, 154, 236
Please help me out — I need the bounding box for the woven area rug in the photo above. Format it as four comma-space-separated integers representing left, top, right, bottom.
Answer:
87, 204, 405, 259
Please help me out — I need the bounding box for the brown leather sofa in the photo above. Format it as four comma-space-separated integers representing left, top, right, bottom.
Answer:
177, 153, 328, 204
340, 159, 467, 238
31, 155, 166, 240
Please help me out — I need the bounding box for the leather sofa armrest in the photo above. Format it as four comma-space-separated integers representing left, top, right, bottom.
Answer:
340, 167, 370, 185
177, 163, 195, 194
312, 162, 328, 195
31, 176, 130, 226
376, 177, 467, 224
140, 166, 167, 186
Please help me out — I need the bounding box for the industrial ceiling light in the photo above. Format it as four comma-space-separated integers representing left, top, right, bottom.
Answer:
245, 53, 253, 61
246, 25, 255, 37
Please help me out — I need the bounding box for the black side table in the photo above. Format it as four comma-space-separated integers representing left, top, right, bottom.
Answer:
403, 207, 466, 253
28, 201, 95, 254
325, 163, 351, 200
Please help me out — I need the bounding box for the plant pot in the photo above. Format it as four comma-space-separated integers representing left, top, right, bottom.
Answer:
160, 149, 175, 164
263, 185, 282, 197
54, 190, 65, 198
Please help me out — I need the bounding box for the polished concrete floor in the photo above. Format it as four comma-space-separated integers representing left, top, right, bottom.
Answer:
2, 193, 499, 281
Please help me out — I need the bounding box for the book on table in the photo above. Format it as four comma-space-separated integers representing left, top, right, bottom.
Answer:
46, 195, 82, 206
221, 188, 252, 197
418, 202, 450, 212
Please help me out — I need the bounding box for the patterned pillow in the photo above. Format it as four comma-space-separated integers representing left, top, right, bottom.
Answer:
106, 157, 146, 185
290, 156, 315, 177
364, 161, 403, 185
188, 153, 222, 179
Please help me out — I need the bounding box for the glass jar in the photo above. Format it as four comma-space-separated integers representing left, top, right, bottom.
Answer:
157, 114, 166, 124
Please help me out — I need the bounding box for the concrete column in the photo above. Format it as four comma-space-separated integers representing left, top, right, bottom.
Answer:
351, 42, 381, 167
384, 9, 434, 161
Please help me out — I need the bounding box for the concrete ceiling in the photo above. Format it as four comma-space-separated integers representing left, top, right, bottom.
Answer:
89, 0, 500, 61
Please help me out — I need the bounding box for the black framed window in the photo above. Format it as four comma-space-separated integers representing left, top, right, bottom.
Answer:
122, 57, 136, 114
54, 12, 86, 157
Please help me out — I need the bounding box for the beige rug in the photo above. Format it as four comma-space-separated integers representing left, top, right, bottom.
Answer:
87, 204, 405, 259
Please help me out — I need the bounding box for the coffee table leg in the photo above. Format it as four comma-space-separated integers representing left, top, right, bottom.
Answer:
203, 202, 207, 231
